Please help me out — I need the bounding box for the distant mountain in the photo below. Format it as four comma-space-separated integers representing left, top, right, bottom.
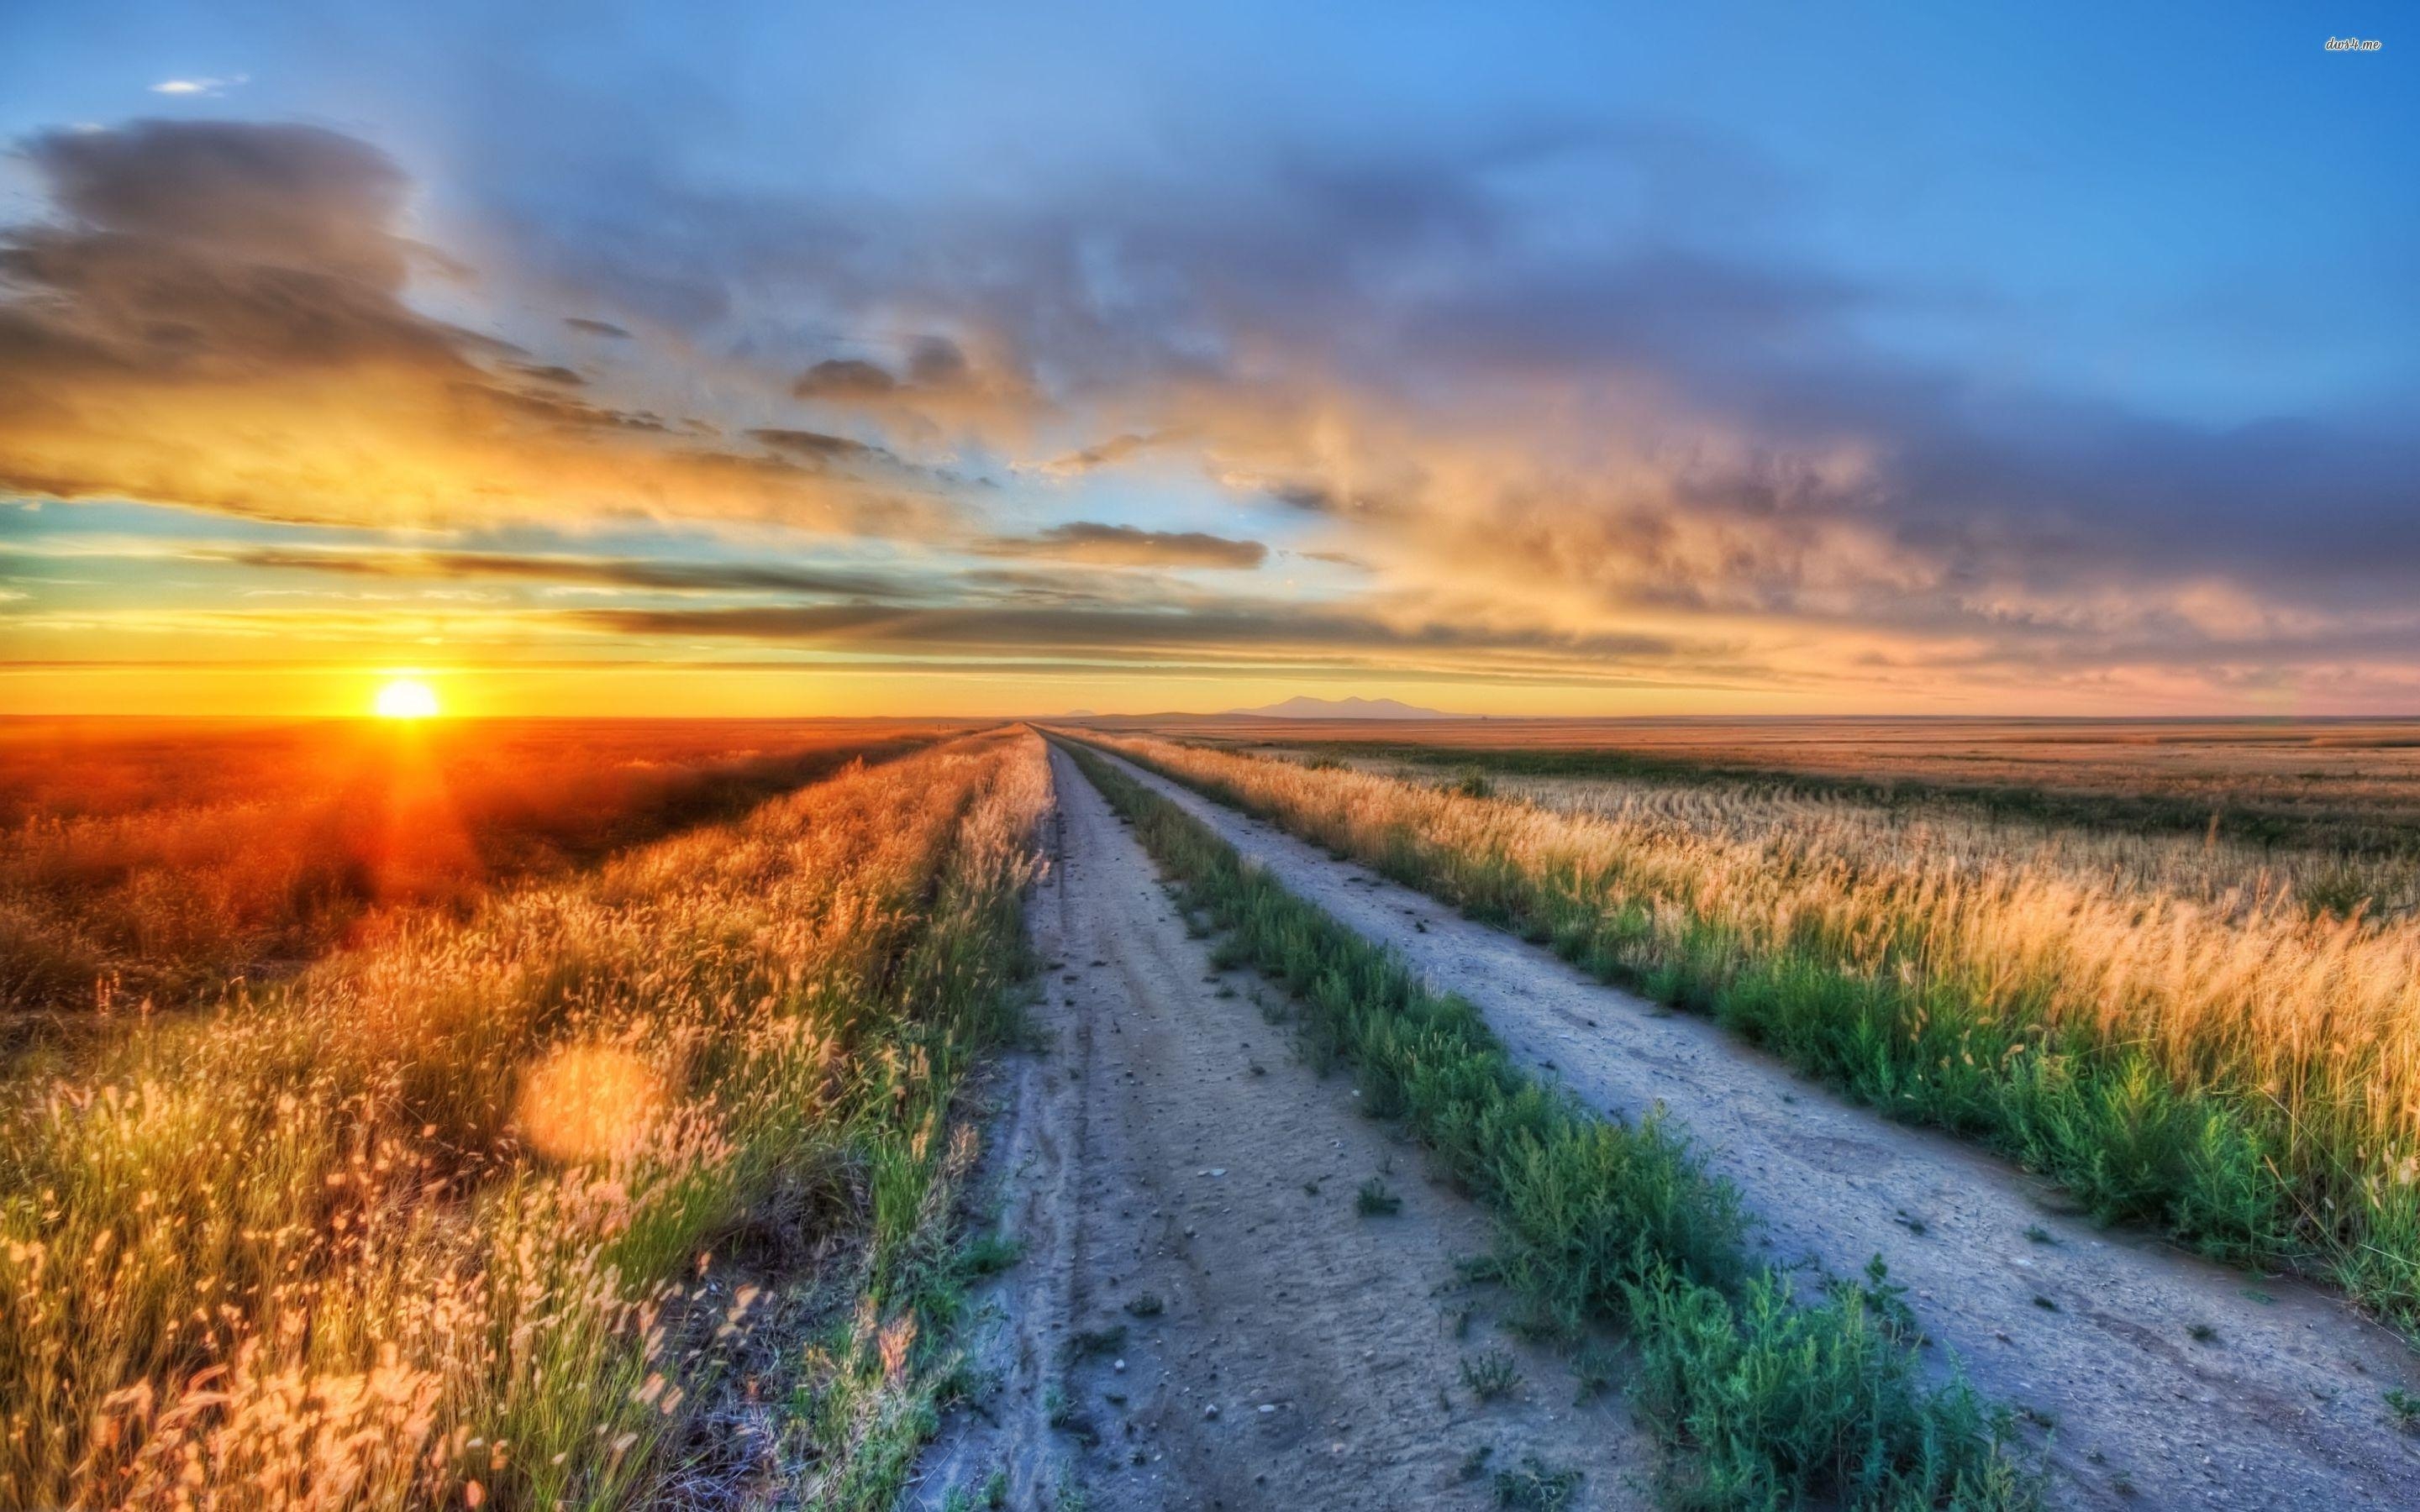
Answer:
1231, 696, 1449, 721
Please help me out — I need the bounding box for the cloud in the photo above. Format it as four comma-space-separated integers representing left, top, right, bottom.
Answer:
216, 545, 913, 598
744, 427, 888, 465
566, 598, 1684, 673
16, 107, 2418, 707
1034, 431, 1174, 475
791, 358, 897, 399
0, 118, 950, 538
150, 75, 250, 97
458, 113, 2420, 703
976, 522, 1266, 570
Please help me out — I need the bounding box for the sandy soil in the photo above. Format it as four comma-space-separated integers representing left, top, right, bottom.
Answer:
913, 745, 1655, 1509
1076, 744, 2420, 1510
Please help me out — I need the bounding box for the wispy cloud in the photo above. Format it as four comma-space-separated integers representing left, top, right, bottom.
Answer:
975, 522, 1267, 570
149, 74, 250, 97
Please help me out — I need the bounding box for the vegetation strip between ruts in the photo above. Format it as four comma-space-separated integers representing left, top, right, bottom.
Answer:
1058, 740, 2036, 1509
1083, 732, 2420, 1335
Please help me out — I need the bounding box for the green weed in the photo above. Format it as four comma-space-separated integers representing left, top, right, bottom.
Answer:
1059, 740, 2035, 1509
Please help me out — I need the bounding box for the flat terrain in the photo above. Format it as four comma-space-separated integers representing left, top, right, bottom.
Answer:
0, 716, 961, 1018
918, 744, 1650, 1509
937, 743, 2420, 1509
1082, 716, 2420, 843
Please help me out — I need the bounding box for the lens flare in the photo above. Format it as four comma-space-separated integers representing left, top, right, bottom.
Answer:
517, 1045, 666, 1163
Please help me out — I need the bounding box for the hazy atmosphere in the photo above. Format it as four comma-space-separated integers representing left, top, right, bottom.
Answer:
5, 2, 2414, 716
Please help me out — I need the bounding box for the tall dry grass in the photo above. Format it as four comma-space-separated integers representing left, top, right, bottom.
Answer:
1086, 732, 2420, 1326
0, 719, 951, 1018
0, 731, 1049, 1509
1320, 746, 2420, 919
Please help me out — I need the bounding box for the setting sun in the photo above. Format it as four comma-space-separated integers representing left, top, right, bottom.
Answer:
371, 676, 440, 719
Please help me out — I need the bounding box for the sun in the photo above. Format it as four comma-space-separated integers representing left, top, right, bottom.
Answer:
372, 676, 442, 719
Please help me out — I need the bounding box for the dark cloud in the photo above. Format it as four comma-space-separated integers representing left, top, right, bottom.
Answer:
219, 546, 909, 598
786, 336, 1003, 420
791, 358, 897, 399
26, 120, 418, 287
745, 427, 887, 465
905, 335, 968, 385
976, 522, 1267, 570
567, 600, 1678, 664
1039, 431, 1171, 475
563, 316, 632, 338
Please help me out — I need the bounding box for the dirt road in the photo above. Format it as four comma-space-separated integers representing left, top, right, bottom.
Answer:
913, 745, 1655, 1509
1059, 743, 2420, 1509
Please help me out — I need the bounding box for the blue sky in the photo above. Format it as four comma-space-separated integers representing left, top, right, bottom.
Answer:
1, 1, 2413, 713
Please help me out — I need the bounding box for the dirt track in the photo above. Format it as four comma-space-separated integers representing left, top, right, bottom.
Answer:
913, 745, 1653, 1509
1059, 743, 2420, 1509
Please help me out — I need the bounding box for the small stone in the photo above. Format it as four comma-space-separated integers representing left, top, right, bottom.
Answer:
1114, 1359, 1127, 1373
1258, 1404, 1277, 1415
1204, 1404, 1221, 1420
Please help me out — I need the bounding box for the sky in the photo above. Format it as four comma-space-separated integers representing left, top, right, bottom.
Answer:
0, 1, 2413, 717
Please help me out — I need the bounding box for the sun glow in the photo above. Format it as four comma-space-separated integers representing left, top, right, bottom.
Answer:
372, 676, 441, 719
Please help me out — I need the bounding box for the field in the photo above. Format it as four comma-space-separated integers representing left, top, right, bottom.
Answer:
1077, 722, 2420, 1326
0, 728, 1047, 1509
1097, 715, 2420, 855
0, 718, 963, 1025
5, 715, 2417, 1509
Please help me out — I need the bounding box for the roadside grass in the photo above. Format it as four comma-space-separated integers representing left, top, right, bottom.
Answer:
0, 733, 1049, 1509
1459, 1347, 1523, 1400
1060, 741, 2034, 1509
1081, 733, 2420, 1333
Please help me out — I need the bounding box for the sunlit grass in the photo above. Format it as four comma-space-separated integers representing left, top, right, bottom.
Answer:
1083, 732, 2420, 1327
0, 719, 950, 1017
1063, 741, 2034, 1507
0, 732, 1049, 1509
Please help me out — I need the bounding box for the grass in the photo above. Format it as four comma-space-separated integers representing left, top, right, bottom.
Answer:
1355, 1178, 1403, 1215
1460, 1347, 1523, 1400
0, 731, 1049, 1509
0, 717, 955, 1021
1060, 740, 2033, 1509
1494, 1453, 1582, 1509
1081, 732, 2420, 1331
1218, 719, 2420, 862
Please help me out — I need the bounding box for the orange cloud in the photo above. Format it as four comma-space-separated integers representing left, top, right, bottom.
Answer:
0, 121, 949, 537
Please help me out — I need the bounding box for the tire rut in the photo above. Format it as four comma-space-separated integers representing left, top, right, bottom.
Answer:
1076, 743, 2420, 1511
915, 745, 1655, 1509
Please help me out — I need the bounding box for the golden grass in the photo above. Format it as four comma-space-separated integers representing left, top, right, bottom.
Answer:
0, 730, 1049, 1509
0, 718, 957, 1016
1087, 732, 2420, 1318
1142, 715, 2420, 827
